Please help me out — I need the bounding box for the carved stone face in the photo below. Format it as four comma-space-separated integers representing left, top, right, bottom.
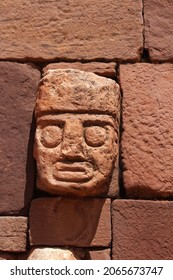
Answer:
34, 68, 120, 196
34, 113, 117, 196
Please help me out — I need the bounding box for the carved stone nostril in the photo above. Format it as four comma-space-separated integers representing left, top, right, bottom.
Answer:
61, 148, 86, 161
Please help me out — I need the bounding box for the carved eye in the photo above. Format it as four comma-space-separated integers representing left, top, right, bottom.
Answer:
40, 126, 62, 148
84, 126, 107, 147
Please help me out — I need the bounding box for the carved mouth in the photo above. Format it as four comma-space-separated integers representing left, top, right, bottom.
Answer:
53, 162, 94, 182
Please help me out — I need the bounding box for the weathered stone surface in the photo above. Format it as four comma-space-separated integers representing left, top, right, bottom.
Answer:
29, 198, 111, 247
0, 62, 40, 215
43, 62, 116, 79
144, 0, 173, 61
0, 1, 143, 61
121, 63, 173, 198
0, 253, 16, 260
0, 217, 27, 252
88, 249, 110, 260
26, 247, 87, 260
34, 69, 120, 197
112, 200, 173, 260
36, 69, 119, 117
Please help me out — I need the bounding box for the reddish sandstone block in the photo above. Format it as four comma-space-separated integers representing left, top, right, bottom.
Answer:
0, 217, 27, 252
29, 198, 111, 247
43, 62, 116, 79
112, 200, 173, 260
0, 62, 40, 214
144, 0, 173, 61
0, 1, 143, 61
121, 63, 173, 198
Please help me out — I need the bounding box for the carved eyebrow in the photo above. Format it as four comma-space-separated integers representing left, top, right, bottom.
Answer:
82, 119, 114, 127
37, 119, 65, 127
37, 114, 115, 127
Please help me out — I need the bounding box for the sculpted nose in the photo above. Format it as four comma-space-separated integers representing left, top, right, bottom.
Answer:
61, 141, 85, 160
61, 121, 85, 160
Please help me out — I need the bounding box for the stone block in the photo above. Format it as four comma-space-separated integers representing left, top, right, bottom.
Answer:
144, 0, 173, 61
120, 63, 173, 198
0, 0, 143, 61
0, 217, 27, 252
29, 198, 111, 247
43, 62, 116, 79
34, 69, 120, 197
0, 62, 40, 214
25, 247, 87, 260
112, 200, 173, 260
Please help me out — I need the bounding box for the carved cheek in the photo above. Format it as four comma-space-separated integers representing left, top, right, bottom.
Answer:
84, 126, 115, 173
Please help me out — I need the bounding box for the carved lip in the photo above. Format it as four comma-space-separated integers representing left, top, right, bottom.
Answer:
53, 162, 94, 182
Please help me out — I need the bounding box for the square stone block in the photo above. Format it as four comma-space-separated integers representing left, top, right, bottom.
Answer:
112, 200, 173, 260
29, 198, 111, 247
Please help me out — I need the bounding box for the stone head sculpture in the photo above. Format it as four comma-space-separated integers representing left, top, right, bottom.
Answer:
34, 69, 120, 197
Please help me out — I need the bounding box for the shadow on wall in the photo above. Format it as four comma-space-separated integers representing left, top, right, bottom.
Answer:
29, 197, 108, 247
123, 184, 173, 200
23, 112, 36, 215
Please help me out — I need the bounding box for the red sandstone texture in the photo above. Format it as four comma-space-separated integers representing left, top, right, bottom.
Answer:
43, 62, 116, 79
0, 217, 27, 252
121, 63, 173, 198
0, 0, 143, 61
36, 69, 120, 117
0, 62, 40, 215
29, 198, 111, 247
144, 0, 173, 61
112, 200, 173, 260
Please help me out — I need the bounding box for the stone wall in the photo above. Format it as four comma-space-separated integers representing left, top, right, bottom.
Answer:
1, 0, 173, 260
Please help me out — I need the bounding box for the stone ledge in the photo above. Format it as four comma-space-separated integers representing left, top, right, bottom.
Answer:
43, 62, 116, 79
